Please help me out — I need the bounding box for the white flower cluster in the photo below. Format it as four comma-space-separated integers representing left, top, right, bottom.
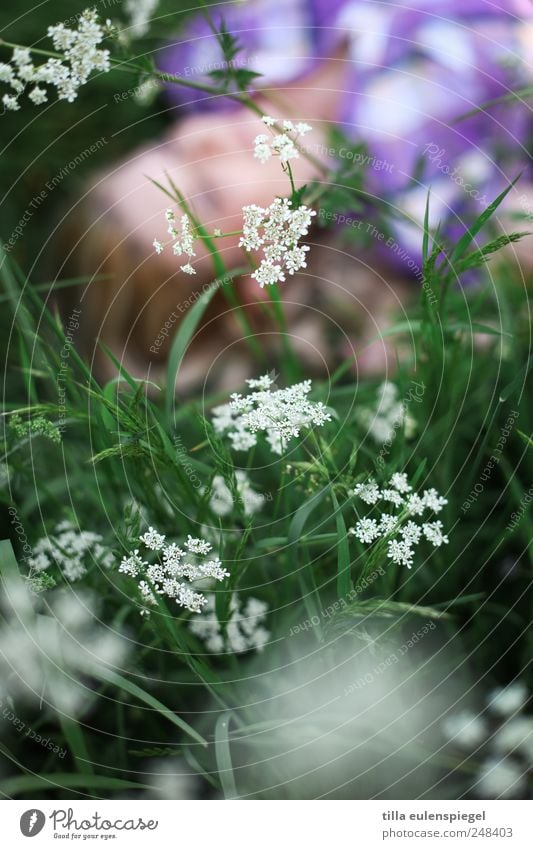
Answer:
124, 0, 159, 38
207, 471, 265, 517
349, 473, 448, 568
239, 197, 316, 287
212, 373, 332, 454
443, 681, 532, 798
119, 528, 229, 614
189, 595, 270, 654
153, 208, 197, 274
357, 381, 416, 443
1, 9, 110, 111
26, 520, 114, 582
0, 581, 127, 715
253, 115, 312, 164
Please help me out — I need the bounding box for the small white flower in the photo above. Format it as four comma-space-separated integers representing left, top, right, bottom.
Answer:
253, 116, 312, 164
352, 480, 381, 505
119, 550, 146, 577
422, 487, 448, 513
2, 93, 20, 111
406, 493, 426, 516
152, 239, 163, 254
28, 86, 48, 105
186, 536, 212, 555
387, 538, 414, 568
119, 529, 226, 614
401, 520, 422, 545
422, 521, 449, 547
390, 472, 412, 493
140, 526, 166, 550
2, 10, 110, 112
214, 375, 331, 455
240, 197, 316, 288
351, 517, 380, 544
379, 513, 398, 535
180, 263, 196, 275
381, 488, 404, 508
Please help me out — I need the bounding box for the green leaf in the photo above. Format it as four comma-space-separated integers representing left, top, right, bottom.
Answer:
449, 177, 521, 265
165, 278, 225, 427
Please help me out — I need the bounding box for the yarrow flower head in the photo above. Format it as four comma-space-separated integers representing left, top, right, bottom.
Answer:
119, 528, 229, 614
154, 208, 197, 274
1, 9, 111, 112
212, 374, 332, 455
189, 595, 270, 654
349, 473, 448, 568
239, 197, 316, 287
253, 116, 312, 164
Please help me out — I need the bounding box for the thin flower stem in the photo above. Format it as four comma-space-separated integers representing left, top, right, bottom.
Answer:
158, 174, 267, 365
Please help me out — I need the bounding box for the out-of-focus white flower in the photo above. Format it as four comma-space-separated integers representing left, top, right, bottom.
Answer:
189, 595, 270, 654
124, 0, 159, 39
119, 529, 229, 614
239, 197, 316, 287
154, 208, 197, 273
207, 471, 265, 517
477, 756, 526, 798
442, 710, 488, 748
487, 682, 528, 716
357, 381, 416, 443
212, 373, 331, 455
145, 758, 199, 800
26, 521, 114, 582
494, 717, 533, 761
0, 580, 128, 715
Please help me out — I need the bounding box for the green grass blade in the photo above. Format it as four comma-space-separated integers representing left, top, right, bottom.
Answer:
215, 712, 238, 799
94, 667, 207, 747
